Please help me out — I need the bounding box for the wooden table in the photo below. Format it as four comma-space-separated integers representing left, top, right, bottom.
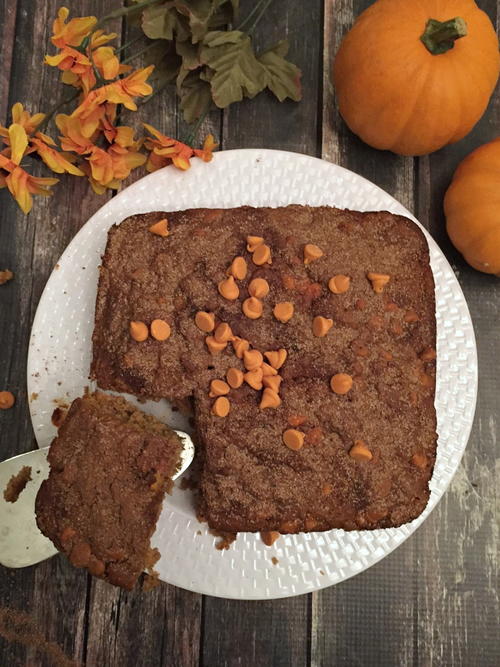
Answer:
1, 1, 499, 665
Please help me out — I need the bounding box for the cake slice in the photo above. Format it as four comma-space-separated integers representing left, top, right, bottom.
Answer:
35, 392, 182, 589
91, 206, 437, 533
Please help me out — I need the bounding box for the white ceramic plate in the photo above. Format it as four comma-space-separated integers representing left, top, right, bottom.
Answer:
28, 149, 477, 600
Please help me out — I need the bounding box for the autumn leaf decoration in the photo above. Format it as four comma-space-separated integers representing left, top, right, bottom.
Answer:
0, 1, 302, 214
138, 0, 302, 122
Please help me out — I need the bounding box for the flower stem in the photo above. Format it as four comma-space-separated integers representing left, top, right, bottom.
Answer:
38, 90, 81, 131
115, 34, 144, 55
121, 41, 158, 65
93, 0, 163, 32
245, 0, 274, 36
183, 108, 210, 146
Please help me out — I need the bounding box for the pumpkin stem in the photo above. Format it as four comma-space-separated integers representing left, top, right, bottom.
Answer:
420, 18, 468, 55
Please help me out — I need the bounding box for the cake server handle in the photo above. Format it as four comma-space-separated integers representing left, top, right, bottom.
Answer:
0, 430, 194, 569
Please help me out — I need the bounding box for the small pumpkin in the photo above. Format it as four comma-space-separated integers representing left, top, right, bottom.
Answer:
333, 0, 500, 156
444, 137, 500, 275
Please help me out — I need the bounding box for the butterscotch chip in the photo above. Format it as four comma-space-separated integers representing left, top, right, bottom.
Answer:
330, 373, 353, 395
228, 256, 247, 280
305, 517, 319, 530
226, 368, 244, 389
148, 219, 169, 237
411, 453, 428, 469
260, 388, 281, 409
0, 269, 13, 285
420, 347, 437, 362
288, 414, 307, 427
322, 483, 333, 496
252, 244, 272, 266
419, 371, 434, 388
129, 321, 148, 342
218, 275, 239, 300
150, 319, 171, 341
328, 275, 350, 294
349, 440, 373, 462
273, 302, 294, 323
206, 336, 227, 354
248, 278, 269, 298
0, 391, 15, 410
246, 235, 264, 252
232, 337, 250, 359
242, 296, 263, 319
312, 316, 333, 337
385, 301, 398, 312
264, 349, 287, 369
263, 375, 282, 392
243, 349, 263, 370
209, 379, 230, 398
195, 311, 215, 333
212, 396, 230, 417
283, 429, 305, 450
261, 531, 280, 546
404, 310, 419, 323
367, 272, 390, 294
261, 362, 278, 376
214, 322, 233, 343
380, 350, 393, 361
244, 368, 263, 390
304, 244, 323, 265
391, 322, 404, 336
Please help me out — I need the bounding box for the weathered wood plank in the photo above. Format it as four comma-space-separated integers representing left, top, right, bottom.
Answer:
0, 0, 18, 124
317, 1, 500, 666
413, 0, 500, 661
0, 2, 123, 666
202, 2, 323, 666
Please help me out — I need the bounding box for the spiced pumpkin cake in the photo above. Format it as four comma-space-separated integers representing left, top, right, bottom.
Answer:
35, 391, 182, 589
91, 206, 437, 533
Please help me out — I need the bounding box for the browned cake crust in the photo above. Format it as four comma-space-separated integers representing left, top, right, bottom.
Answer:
91, 206, 437, 533
35, 392, 182, 589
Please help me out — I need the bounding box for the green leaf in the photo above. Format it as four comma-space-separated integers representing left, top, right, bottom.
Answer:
142, 4, 177, 40
258, 40, 302, 102
142, 2, 190, 41
200, 30, 268, 108
179, 73, 212, 123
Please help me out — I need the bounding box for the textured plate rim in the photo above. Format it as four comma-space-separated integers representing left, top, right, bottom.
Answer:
27, 148, 478, 600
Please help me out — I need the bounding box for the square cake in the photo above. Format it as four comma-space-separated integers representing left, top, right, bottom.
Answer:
35, 392, 182, 589
91, 206, 437, 533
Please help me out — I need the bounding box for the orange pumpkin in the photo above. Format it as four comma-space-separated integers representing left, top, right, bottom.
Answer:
444, 137, 500, 275
333, 0, 500, 156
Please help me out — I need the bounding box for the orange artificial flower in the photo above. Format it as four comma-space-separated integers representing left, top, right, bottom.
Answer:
51, 7, 97, 49
30, 133, 84, 176
143, 123, 194, 171
55, 114, 95, 154
45, 47, 95, 94
0, 104, 45, 142
89, 29, 118, 49
0, 151, 58, 214
104, 66, 155, 110
85, 128, 145, 189
194, 134, 218, 162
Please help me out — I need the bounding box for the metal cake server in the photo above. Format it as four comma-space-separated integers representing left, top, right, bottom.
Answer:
0, 431, 194, 568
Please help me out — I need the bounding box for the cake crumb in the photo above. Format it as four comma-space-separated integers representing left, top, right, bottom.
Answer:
271, 557, 279, 565
209, 529, 237, 550
142, 572, 160, 591
30, 392, 39, 401
0, 270, 13, 285
196, 530, 202, 535
320, 570, 325, 576
3, 466, 32, 503
51, 407, 67, 428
